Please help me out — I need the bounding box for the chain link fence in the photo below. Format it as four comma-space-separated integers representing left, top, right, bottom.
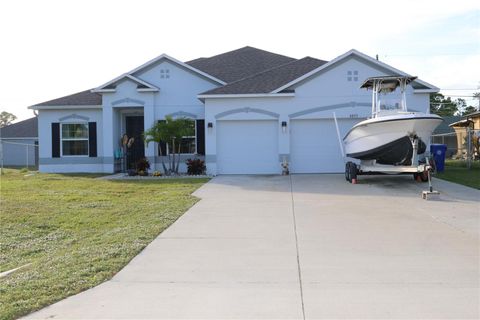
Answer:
0, 139, 39, 170
431, 128, 480, 167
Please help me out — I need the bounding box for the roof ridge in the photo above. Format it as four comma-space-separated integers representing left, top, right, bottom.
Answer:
186, 46, 294, 63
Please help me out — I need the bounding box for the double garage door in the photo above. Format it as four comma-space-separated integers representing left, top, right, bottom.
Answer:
216, 118, 361, 174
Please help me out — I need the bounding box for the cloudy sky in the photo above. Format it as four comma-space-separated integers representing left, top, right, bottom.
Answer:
1, 0, 479, 121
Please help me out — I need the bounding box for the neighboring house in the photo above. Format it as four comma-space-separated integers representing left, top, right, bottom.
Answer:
0, 117, 38, 168
29, 46, 438, 174
449, 111, 480, 159
432, 115, 462, 158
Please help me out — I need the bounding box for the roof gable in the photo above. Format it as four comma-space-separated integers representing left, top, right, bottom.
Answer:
0, 117, 38, 138
129, 54, 225, 85
273, 49, 439, 93
92, 74, 159, 93
186, 46, 296, 83
200, 57, 327, 95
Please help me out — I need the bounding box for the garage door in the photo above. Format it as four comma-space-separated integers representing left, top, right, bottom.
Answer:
217, 120, 279, 174
290, 119, 362, 173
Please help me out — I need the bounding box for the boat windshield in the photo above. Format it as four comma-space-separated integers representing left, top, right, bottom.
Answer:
378, 97, 402, 111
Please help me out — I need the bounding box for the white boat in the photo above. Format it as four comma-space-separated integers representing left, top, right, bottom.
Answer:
343, 76, 442, 166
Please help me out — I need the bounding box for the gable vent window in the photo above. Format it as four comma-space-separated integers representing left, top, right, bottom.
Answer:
160, 69, 170, 79
347, 70, 359, 82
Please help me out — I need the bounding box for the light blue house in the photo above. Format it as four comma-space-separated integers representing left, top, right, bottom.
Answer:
30, 47, 438, 174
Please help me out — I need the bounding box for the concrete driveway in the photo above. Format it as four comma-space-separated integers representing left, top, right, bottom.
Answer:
25, 175, 479, 319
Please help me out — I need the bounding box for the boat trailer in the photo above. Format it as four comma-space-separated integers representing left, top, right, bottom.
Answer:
343, 136, 440, 199
344, 135, 429, 180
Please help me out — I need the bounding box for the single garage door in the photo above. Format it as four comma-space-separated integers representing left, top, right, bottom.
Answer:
290, 118, 362, 173
217, 120, 279, 174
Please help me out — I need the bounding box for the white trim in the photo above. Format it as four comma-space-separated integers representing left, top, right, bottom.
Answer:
92, 74, 159, 93
93, 89, 116, 93
413, 89, 439, 93
198, 93, 295, 99
126, 53, 226, 85
0, 137, 38, 140
137, 88, 158, 92
28, 105, 101, 110
271, 49, 439, 93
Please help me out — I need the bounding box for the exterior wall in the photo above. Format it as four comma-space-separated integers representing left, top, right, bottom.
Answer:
101, 59, 219, 173
0, 138, 37, 167
37, 108, 103, 172
203, 56, 432, 175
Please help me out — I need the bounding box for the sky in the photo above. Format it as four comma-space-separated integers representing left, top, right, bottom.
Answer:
0, 0, 479, 122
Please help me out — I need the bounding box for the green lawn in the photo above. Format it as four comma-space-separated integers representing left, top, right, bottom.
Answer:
0, 170, 208, 320
435, 160, 480, 190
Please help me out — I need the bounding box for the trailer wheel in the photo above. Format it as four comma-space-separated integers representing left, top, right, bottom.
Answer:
345, 162, 351, 182
349, 163, 357, 183
419, 171, 429, 182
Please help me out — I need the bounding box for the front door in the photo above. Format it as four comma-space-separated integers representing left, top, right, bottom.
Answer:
125, 116, 145, 169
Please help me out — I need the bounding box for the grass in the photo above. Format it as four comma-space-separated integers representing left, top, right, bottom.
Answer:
0, 170, 208, 320
435, 160, 480, 190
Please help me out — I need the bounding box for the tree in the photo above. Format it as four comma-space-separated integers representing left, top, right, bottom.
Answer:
462, 105, 477, 116
0, 111, 17, 128
473, 92, 480, 111
430, 93, 458, 116
144, 116, 195, 175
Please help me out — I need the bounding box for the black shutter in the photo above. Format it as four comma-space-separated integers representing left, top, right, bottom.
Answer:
88, 122, 97, 157
157, 120, 167, 156
196, 120, 205, 155
51, 123, 60, 158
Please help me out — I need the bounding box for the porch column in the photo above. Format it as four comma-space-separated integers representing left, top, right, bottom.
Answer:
144, 103, 156, 170
102, 105, 114, 173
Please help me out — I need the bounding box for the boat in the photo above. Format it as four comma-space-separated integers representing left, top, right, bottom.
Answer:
343, 76, 443, 166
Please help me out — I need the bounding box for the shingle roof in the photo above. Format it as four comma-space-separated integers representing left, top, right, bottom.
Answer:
201, 57, 328, 95
32, 89, 102, 107
29, 47, 324, 107
186, 46, 296, 83
433, 116, 462, 134
0, 117, 38, 138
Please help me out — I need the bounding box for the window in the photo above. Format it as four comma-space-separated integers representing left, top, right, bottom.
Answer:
158, 119, 197, 155
160, 68, 170, 79
61, 123, 89, 156
347, 70, 359, 81
178, 119, 196, 154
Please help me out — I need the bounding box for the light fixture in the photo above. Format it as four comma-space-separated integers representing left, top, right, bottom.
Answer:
207, 122, 213, 128
281, 121, 287, 133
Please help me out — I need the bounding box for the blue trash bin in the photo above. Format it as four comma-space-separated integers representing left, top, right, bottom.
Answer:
430, 144, 447, 172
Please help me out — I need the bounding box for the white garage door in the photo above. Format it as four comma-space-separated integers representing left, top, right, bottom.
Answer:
217, 120, 279, 174
290, 119, 362, 173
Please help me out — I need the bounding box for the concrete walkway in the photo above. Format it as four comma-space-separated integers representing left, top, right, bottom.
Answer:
25, 175, 479, 319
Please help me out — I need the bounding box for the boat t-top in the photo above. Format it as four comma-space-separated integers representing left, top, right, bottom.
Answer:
342, 75, 443, 183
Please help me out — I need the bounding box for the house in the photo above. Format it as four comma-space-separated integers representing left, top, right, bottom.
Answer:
449, 111, 480, 159
29, 47, 438, 174
0, 117, 38, 168
431, 115, 462, 158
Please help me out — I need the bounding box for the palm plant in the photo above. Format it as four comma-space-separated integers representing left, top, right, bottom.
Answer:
144, 116, 194, 175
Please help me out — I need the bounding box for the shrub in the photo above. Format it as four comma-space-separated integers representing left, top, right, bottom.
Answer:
186, 158, 206, 175
136, 157, 151, 172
